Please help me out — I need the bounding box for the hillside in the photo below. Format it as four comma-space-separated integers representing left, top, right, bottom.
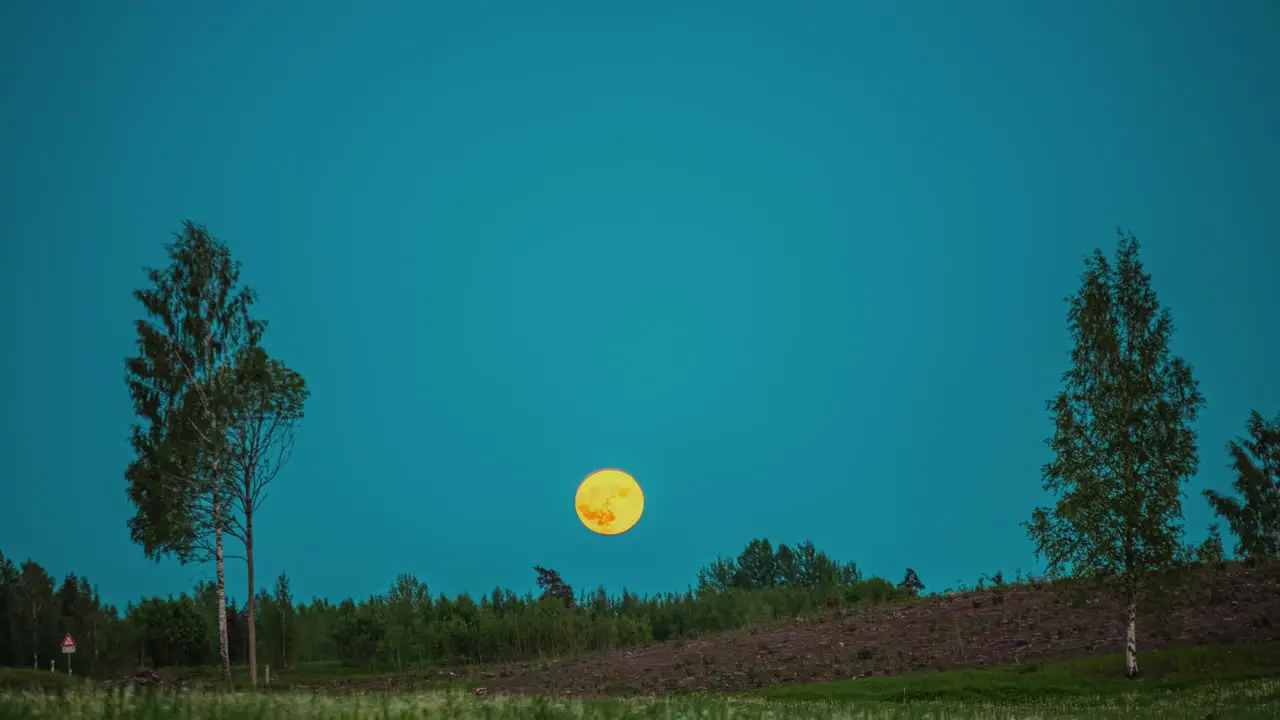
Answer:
450, 561, 1279, 697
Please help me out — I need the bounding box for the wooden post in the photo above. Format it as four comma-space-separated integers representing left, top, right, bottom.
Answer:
265, 665, 270, 686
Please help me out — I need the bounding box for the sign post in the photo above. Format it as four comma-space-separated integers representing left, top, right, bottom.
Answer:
60, 633, 76, 675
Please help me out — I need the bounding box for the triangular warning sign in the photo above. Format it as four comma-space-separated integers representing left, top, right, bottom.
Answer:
61, 633, 75, 647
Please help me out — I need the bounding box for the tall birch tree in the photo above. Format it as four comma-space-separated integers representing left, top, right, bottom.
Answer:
124, 220, 263, 684
1025, 230, 1203, 679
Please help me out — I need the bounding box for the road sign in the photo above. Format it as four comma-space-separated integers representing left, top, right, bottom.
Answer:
61, 634, 76, 654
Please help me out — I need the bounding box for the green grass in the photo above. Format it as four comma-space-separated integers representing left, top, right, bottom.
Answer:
0, 668, 93, 694
0, 660, 455, 695
164, 661, 410, 690
1, 683, 1278, 720
754, 643, 1280, 703
3, 645, 1278, 718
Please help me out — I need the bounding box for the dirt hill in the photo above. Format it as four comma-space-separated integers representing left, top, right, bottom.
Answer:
453, 561, 1278, 697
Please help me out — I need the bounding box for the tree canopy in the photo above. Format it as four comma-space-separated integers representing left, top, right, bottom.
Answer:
124, 220, 263, 563
1025, 231, 1204, 677
1205, 410, 1280, 560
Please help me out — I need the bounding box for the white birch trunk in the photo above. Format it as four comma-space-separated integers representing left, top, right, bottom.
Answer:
1125, 594, 1139, 678
247, 510, 257, 686
213, 474, 232, 685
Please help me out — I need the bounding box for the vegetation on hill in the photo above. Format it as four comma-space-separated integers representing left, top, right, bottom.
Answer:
458, 560, 1279, 697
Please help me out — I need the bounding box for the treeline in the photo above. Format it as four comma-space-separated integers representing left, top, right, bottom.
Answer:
0, 539, 920, 676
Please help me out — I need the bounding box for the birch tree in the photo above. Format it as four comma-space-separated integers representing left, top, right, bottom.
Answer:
124, 220, 263, 684
1025, 230, 1203, 679
219, 346, 309, 685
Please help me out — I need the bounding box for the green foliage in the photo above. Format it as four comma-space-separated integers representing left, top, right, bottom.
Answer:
124, 220, 264, 563
129, 594, 211, 666
755, 644, 1280, 703
0, 538, 909, 676
1025, 231, 1204, 590
0, 668, 90, 694
0, 551, 128, 674
1194, 524, 1225, 565
897, 568, 925, 595
533, 567, 575, 608
221, 345, 310, 540
1205, 410, 1280, 560
696, 539, 859, 594
251, 573, 296, 670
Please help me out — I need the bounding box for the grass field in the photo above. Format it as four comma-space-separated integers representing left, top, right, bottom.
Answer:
2, 645, 1277, 719
754, 643, 1280, 703
1, 683, 1276, 720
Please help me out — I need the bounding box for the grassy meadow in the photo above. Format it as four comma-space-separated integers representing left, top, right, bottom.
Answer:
1, 682, 1276, 720
2, 645, 1278, 719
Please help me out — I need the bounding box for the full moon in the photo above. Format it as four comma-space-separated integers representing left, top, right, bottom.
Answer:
575, 469, 645, 536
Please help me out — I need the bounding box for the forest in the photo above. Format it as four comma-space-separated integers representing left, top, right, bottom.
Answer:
0, 538, 917, 676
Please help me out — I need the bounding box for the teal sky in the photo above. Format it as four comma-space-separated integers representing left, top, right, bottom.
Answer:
1, 1, 1277, 611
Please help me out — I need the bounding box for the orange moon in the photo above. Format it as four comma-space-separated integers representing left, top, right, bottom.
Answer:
575, 469, 645, 535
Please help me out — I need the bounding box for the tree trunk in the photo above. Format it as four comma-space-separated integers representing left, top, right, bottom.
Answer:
213, 478, 232, 686
280, 606, 287, 669
1125, 588, 1139, 678
247, 508, 257, 686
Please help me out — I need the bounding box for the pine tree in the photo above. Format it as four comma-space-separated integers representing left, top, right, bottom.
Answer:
897, 568, 925, 595
534, 566, 575, 608
1205, 410, 1280, 560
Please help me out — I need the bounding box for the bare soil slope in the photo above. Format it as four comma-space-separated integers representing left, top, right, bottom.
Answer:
458, 562, 1278, 697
